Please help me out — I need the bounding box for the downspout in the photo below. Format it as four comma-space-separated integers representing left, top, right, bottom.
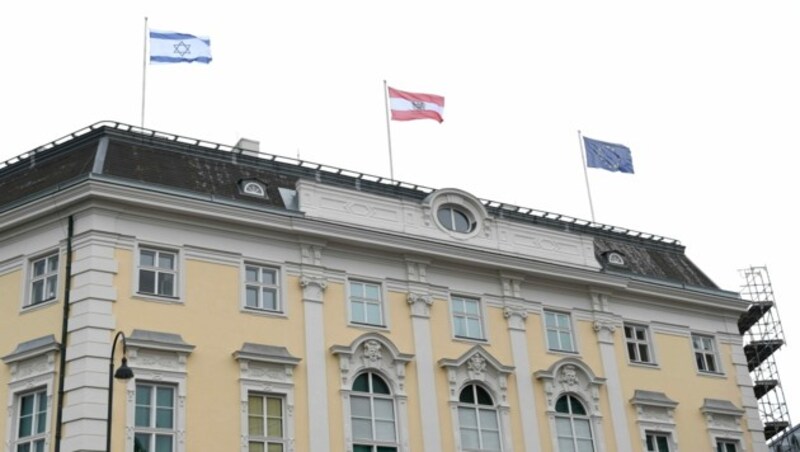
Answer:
54, 215, 73, 452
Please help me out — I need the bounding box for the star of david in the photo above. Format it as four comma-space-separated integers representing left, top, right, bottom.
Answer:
173, 41, 192, 57
411, 101, 426, 110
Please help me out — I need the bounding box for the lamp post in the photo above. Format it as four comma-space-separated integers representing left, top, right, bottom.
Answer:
106, 331, 134, 452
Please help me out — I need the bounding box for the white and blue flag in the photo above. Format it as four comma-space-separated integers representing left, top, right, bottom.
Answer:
149, 29, 212, 64
583, 136, 634, 174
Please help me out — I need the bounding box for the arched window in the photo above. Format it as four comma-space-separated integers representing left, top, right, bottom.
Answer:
555, 394, 595, 452
458, 384, 501, 452
350, 372, 397, 452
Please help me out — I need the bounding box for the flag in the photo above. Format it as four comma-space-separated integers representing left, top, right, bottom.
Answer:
583, 136, 634, 174
149, 29, 212, 64
388, 87, 444, 123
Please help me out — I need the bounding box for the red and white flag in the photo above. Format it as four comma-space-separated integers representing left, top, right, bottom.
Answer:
388, 87, 445, 123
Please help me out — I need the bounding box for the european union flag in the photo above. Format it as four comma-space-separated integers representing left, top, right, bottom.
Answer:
583, 136, 634, 174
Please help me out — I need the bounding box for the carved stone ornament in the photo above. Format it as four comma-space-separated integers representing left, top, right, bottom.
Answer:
535, 358, 605, 415
363, 340, 383, 366
300, 244, 323, 266
299, 275, 327, 302
559, 365, 579, 388
406, 261, 428, 283
503, 307, 528, 321
501, 278, 522, 298
592, 320, 616, 334
467, 354, 487, 380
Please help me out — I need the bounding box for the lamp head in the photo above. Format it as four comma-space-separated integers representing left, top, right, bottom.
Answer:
114, 357, 134, 380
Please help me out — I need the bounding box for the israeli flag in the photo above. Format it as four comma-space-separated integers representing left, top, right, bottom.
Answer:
583, 136, 634, 174
149, 30, 212, 64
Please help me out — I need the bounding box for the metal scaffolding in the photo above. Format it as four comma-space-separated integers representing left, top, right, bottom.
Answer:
739, 266, 791, 444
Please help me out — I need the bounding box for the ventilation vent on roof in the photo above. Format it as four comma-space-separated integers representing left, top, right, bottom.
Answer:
234, 138, 260, 158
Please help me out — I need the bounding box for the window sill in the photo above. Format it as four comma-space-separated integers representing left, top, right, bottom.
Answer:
453, 335, 488, 345
546, 348, 580, 357
20, 299, 59, 313
628, 361, 660, 370
348, 321, 389, 332
697, 370, 727, 379
242, 307, 287, 318
133, 293, 183, 305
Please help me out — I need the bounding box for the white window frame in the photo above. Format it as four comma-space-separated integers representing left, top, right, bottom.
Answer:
246, 393, 288, 451
630, 390, 679, 452
135, 245, 180, 300
624, 323, 655, 365
544, 310, 577, 353
716, 439, 739, 452
243, 262, 284, 315
450, 295, 486, 341
645, 431, 673, 452
24, 251, 60, 309
13, 388, 49, 452
133, 382, 178, 452
350, 371, 399, 451
692, 333, 722, 374
457, 384, 503, 451
347, 279, 387, 328
554, 394, 596, 452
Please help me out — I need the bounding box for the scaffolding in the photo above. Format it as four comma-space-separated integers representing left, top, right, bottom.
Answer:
739, 266, 791, 444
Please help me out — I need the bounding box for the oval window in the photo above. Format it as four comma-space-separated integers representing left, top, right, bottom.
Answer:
437, 205, 475, 233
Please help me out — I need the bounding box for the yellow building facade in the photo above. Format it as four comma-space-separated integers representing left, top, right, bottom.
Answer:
0, 122, 765, 452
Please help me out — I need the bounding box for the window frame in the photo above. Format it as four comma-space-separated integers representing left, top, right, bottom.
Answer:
692, 333, 722, 374
246, 393, 287, 451
347, 279, 387, 328
451, 295, 486, 341
645, 431, 672, 452
13, 388, 49, 452
25, 251, 60, 309
544, 310, 577, 353
624, 323, 655, 365
457, 384, 503, 452
437, 204, 476, 234
243, 262, 283, 315
716, 439, 739, 452
554, 394, 596, 452
350, 371, 399, 451
133, 382, 177, 452
136, 246, 180, 300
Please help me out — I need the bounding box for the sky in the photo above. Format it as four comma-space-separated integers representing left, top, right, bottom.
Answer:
2, 0, 799, 432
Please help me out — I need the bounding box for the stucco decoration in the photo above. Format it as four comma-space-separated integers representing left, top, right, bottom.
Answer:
331, 332, 414, 395
630, 390, 680, 451
438, 345, 514, 405
535, 357, 606, 416
701, 398, 746, 449
421, 188, 493, 240
299, 275, 327, 302
407, 292, 434, 318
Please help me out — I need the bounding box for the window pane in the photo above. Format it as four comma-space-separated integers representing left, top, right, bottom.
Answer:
18, 444, 31, 452
627, 343, 637, 360
33, 259, 46, 276
570, 396, 587, 415
557, 314, 570, 328
134, 433, 151, 452
547, 330, 560, 349
350, 282, 364, 298
458, 407, 478, 427
453, 210, 470, 232
366, 302, 381, 325
352, 374, 369, 392
246, 287, 259, 307
139, 270, 155, 293
156, 408, 173, 428
249, 443, 265, 452
46, 275, 58, 298
375, 419, 396, 441
460, 427, 480, 449
263, 288, 277, 310
555, 396, 570, 413
249, 416, 264, 436
267, 397, 281, 416
577, 439, 595, 452
438, 208, 453, 229
459, 387, 475, 404
574, 419, 592, 439
155, 434, 173, 452
353, 446, 372, 452
374, 399, 394, 420
639, 345, 650, 362
18, 415, 32, 437
452, 298, 464, 313
351, 301, 365, 323
556, 417, 573, 436
351, 419, 372, 440
464, 300, 479, 315
267, 444, 284, 452
48, 256, 59, 272
31, 280, 44, 304
365, 284, 379, 300
262, 269, 276, 285
350, 396, 371, 417
34, 440, 46, 452
624, 326, 633, 339
475, 386, 493, 405
158, 253, 174, 270
267, 418, 282, 437
376, 448, 398, 452
20, 394, 34, 416
560, 332, 574, 351
246, 267, 259, 282
545, 312, 556, 327
158, 273, 174, 296
467, 318, 482, 338
479, 408, 498, 428
482, 431, 501, 451
371, 374, 391, 395
156, 387, 174, 407
706, 355, 717, 372
636, 329, 646, 340
656, 436, 670, 452
140, 250, 155, 267
454, 317, 467, 337
135, 406, 150, 427
558, 438, 576, 452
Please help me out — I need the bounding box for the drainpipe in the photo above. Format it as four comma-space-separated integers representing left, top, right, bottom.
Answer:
54, 215, 73, 452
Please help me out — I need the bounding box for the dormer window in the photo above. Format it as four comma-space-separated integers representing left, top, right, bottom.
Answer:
437, 205, 475, 233
239, 180, 267, 198
606, 251, 625, 266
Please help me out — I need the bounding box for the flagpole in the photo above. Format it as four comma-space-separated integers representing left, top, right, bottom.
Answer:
383, 80, 395, 181
578, 130, 597, 223
141, 17, 148, 130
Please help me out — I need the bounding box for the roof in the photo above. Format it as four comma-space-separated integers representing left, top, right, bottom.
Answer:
0, 121, 723, 291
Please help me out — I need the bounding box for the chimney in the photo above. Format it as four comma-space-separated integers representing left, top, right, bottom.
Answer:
235, 138, 260, 158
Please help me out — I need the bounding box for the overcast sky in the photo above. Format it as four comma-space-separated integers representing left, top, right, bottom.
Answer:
3, 0, 799, 429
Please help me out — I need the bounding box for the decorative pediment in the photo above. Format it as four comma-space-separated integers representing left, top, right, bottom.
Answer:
534, 357, 605, 415
438, 345, 514, 405
330, 333, 413, 395
233, 343, 300, 384
126, 330, 195, 374
630, 390, 678, 424
2, 335, 60, 384
701, 399, 745, 433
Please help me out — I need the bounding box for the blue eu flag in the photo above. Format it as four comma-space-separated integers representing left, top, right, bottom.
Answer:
583, 136, 634, 174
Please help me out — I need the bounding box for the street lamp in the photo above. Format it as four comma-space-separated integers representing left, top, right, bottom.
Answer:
107, 331, 134, 452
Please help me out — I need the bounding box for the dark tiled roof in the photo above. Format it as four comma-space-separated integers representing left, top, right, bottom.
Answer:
0, 122, 724, 291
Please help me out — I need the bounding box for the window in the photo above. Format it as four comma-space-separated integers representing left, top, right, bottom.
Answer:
350, 281, 384, 326
452, 296, 484, 340
351, 372, 397, 452
247, 394, 286, 452
624, 324, 653, 364
716, 440, 738, 452
15, 389, 47, 452
29, 253, 58, 306
138, 249, 177, 297
555, 394, 595, 452
134, 383, 176, 452
458, 384, 501, 452
692, 334, 720, 373
245, 265, 280, 312
437, 205, 475, 233
645, 432, 670, 452
545, 311, 575, 352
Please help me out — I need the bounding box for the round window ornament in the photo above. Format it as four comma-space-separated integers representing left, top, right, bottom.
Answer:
437, 205, 476, 233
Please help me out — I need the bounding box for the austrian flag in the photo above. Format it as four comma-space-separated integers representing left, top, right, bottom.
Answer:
388, 87, 445, 123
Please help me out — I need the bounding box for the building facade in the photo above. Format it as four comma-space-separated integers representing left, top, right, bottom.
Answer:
0, 122, 766, 452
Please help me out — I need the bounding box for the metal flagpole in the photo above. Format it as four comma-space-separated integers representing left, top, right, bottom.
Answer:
578, 130, 597, 223
141, 17, 148, 130
383, 80, 395, 181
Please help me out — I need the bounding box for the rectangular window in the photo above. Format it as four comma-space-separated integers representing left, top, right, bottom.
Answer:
138, 249, 177, 298
349, 281, 384, 326
245, 265, 281, 312
15, 389, 48, 452
134, 383, 176, 452
451, 296, 484, 340
692, 334, 720, 373
545, 310, 575, 352
716, 440, 738, 452
247, 394, 286, 452
646, 432, 671, 452
29, 253, 59, 306
624, 324, 653, 364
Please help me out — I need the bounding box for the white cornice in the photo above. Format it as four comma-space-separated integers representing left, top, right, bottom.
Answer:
0, 179, 744, 311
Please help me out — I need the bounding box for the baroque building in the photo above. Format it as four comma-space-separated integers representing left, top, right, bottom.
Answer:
0, 122, 765, 452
